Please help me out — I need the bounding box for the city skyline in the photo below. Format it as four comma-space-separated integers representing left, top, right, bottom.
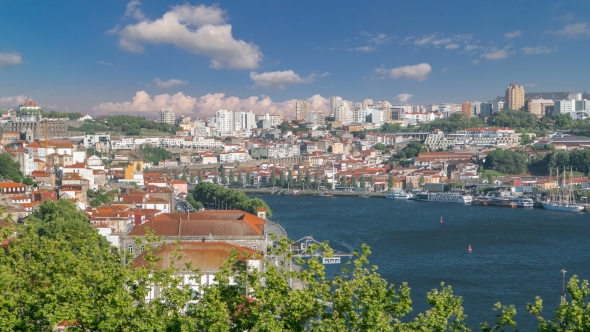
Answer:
2, 0, 590, 117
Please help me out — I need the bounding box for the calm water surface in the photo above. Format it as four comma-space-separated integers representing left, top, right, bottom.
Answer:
257, 194, 590, 329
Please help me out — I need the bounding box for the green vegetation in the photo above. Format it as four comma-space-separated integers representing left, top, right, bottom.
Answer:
0, 152, 25, 183
2, 200, 590, 330
87, 189, 116, 207
388, 142, 426, 167
70, 115, 179, 136
186, 195, 203, 211
140, 145, 172, 164
192, 182, 272, 217
484, 149, 529, 174
277, 120, 309, 134
529, 149, 590, 175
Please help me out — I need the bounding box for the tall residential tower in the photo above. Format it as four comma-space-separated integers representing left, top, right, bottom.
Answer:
505, 83, 525, 111
295, 100, 311, 121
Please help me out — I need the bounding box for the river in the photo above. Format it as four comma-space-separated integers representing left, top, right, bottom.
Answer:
256, 194, 590, 330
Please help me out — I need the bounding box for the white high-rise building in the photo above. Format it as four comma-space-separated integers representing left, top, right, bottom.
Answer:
554, 100, 575, 114
329, 96, 343, 117
159, 109, 175, 125
215, 109, 234, 136
334, 100, 351, 125
235, 111, 256, 130
368, 108, 383, 126
362, 99, 374, 108
295, 100, 311, 121
567, 93, 582, 101
352, 108, 368, 123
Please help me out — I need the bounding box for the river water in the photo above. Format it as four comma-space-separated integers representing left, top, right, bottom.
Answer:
257, 194, 590, 330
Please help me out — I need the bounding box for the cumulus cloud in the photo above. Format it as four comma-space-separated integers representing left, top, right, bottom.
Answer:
375, 63, 432, 81
505, 30, 522, 38
153, 78, 188, 88
93, 91, 331, 117
113, 1, 262, 69
521, 46, 553, 54
396, 94, 413, 103
0, 95, 28, 108
464, 44, 481, 51
481, 49, 509, 60
249, 70, 319, 89
0, 52, 24, 68
553, 23, 590, 38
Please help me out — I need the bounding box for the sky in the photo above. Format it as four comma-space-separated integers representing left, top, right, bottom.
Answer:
1, 0, 590, 118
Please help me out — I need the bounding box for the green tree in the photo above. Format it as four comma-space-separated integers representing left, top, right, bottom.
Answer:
220, 166, 227, 185
229, 169, 235, 186
549, 150, 571, 169
193, 182, 272, 217
181, 170, 187, 182
187, 195, 204, 211
484, 149, 529, 174
279, 171, 286, 188
359, 176, 366, 189
374, 143, 386, 151
0, 153, 24, 183
388, 172, 394, 190
304, 169, 311, 189
197, 172, 203, 184
521, 133, 531, 145
351, 176, 358, 188
269, 170, 277, 187
553, 113, 573, 129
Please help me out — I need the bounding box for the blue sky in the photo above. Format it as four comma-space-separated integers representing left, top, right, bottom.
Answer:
1, 0, 589, 117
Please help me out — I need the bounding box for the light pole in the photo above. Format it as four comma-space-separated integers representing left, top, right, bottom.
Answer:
561, 268, 567, 302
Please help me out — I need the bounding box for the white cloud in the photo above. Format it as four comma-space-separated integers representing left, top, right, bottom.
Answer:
521, 46, 553, 54
524, 83, 536, 88
481, 49, 509, 60
0, 52, 24, 68
414, 35, 435, 45
397, 94, 413, 103
249, 70, 319, 89
445, 44, 460, 50
471, 59, 479, 64
505, 30, 522, 38
369, 33, 391, 45
93, 91, 331, 117
464, 44, 481, 51
153, 78, 188, 88
98, 60, 112, 66
114, 2, 262, 69
441, 67, 448, 72
125, 0, 145, 20
375, 63, 432, 81
0, 95, 28, 108
553, 23, 590, 38
350, 46, 375, 52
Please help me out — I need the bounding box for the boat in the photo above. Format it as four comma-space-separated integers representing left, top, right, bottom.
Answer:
282, 190, 299, 196
385, 191, 413, 200
542, 167, 584, 212
439, 216, 443, 223
414, 192, 473, 204
490, 197, 518, 208
510, 197, 534, 208
314, 192, 333, 197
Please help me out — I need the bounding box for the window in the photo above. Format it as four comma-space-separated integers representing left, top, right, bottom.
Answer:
127, 245, 134, 254
252, 245, 257, 251
140, 245, 145, 253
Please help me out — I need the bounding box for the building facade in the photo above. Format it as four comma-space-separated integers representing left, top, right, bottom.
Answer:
505, 83, 525, 110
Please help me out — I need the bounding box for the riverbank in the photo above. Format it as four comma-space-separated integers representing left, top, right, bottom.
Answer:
237, 187, 387, 198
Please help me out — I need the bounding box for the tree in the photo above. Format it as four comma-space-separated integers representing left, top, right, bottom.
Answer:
220, 166, 227, 185
197, 172, 203, 184
279, 171, 286, 188
388, 172, 394, 190
173, 170, 179, 180
190, 172, 196, 184
304, 169, 311, 189
187, 195, 204, 211
369, 177, 375, 190
374, 143, 386, 151
549, 150, 571, 169
0, 153, 24, 183
521, 133, 531, 145
351, 176, 358, 188
313, 172, 319, 189
246, 173, 252, 187
193, 182, 272, 217
181, 171, 187, 182
287, 170, 294, 188
359, 176, 366, 189
484, 149, 529, 174
229, 169, 235, 186
269, 170, 277, 188
554, 113, 573, 129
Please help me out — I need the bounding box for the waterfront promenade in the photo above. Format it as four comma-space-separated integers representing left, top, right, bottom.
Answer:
238, 187, 387, 198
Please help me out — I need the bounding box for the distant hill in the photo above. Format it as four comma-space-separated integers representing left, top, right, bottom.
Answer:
494, 92, 590, 102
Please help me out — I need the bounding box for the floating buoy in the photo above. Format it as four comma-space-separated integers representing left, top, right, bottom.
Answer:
440, 216, 443, 223
468, 245, 472, 252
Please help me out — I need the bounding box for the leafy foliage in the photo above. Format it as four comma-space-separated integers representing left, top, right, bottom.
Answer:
140, 146, 172, 165
0, 152, 25, 183
87, 189, 116, 207
484, 149, 529, 174
193, 182, 272, 217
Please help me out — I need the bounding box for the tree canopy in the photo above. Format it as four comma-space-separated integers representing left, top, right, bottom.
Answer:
0, 152, 25, 183
192, 182, 272, 217
484, 149, 529, 174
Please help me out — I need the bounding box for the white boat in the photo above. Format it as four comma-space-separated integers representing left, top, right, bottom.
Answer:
510, 197, 534, 208
542, 167, 584, 212
414, 192, 473, 204
385, 191, 413, 200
